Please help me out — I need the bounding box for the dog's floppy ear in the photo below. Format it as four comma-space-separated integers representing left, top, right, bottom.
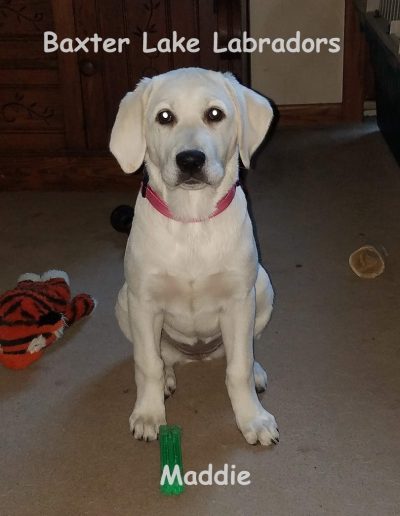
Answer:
224, 72, 273, 169
110, 78, 151, 174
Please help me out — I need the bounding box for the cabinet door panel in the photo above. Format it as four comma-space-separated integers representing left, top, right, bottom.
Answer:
0, 87, 63, 131
0, 0, 67, 154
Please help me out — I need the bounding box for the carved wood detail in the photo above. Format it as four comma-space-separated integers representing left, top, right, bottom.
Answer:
0, 0, 52, 35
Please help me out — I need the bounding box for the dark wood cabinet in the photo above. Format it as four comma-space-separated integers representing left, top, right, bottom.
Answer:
0, 0, 248, 189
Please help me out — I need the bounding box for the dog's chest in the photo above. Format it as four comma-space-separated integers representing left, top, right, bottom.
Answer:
125, 197, 257, 318
148, 270, 239, 313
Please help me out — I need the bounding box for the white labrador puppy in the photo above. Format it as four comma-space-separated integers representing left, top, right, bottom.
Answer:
110, 68, 279, 446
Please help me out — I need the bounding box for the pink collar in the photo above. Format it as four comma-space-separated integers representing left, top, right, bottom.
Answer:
141, 181, 240, 222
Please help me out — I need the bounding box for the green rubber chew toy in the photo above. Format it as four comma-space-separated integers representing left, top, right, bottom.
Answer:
159, 425, 184, 495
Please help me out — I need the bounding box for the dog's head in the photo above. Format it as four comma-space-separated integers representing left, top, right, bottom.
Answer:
110, 68, 273, 190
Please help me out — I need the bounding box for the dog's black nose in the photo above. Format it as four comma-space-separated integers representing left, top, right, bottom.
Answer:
176, 150, 206, 172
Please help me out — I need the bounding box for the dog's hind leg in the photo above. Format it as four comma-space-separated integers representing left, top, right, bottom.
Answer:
253, 266, 273, 393
254, 361, 268, 393
254, 264, 274, 338
160, 336, 182, 398
115, 283, 132, 342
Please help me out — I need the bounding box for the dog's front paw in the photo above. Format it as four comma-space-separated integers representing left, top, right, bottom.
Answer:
238, 409, 279, 446
129, 407, 166, 442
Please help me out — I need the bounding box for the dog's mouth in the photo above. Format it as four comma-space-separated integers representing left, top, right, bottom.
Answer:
175, 171, 209, 189
179, 178, 208, 190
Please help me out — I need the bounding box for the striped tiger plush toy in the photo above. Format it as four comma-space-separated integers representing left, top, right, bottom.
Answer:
0, 270, 95, 370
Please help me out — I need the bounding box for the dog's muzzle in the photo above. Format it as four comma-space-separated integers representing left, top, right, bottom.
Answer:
176, 149, 206, 185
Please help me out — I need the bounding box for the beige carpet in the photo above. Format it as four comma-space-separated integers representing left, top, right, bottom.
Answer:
1, 121, 400, 515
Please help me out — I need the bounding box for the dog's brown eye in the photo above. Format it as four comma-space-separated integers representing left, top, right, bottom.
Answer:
157, 110, 175, 125
206, 107, 224, 122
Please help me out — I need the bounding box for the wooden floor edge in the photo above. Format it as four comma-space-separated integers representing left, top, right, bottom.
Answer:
277, 103, 344, 126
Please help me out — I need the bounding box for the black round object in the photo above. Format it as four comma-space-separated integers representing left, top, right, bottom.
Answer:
110, 205, 134, 234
